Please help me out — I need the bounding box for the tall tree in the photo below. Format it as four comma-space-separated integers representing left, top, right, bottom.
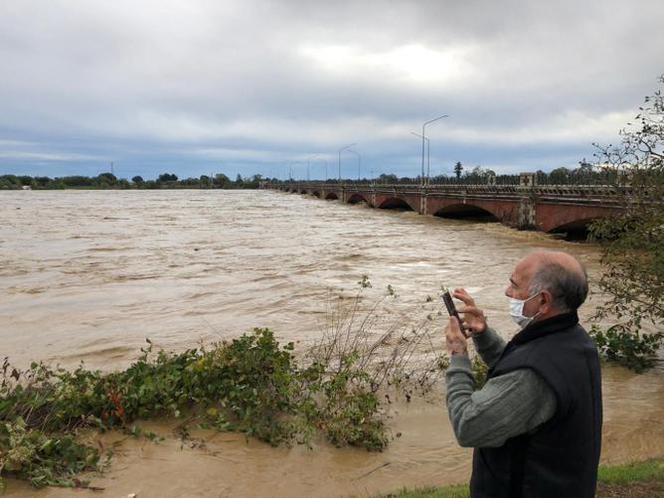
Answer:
589, 75, 664, 333
454, 161, 463, 179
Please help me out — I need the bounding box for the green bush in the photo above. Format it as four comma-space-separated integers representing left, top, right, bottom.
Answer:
589, 324, 664, 373
0, 328, 388, 489
0, 418, 99, 489
313, 354, 388, 451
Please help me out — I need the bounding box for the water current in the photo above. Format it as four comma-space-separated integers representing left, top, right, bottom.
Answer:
1, 190, 663, 497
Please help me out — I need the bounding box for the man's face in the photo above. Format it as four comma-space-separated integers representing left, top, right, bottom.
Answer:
505, 257, 542, 317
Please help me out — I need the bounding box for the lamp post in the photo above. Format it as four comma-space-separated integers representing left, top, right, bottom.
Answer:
411, 131, 430, 183
421, 114, 448, 185
347, 149, 361, 181
338, 143, 356, 182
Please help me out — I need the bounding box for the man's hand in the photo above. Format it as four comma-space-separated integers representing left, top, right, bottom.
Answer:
446, 316, 468, 356
453, 288, 488, 334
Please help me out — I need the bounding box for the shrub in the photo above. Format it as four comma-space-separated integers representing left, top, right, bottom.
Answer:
0, 328, 392, 488
589, 324, 664, 373
0, 418, 100, 489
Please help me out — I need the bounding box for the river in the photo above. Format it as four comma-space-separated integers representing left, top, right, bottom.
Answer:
1, 190, 663, 497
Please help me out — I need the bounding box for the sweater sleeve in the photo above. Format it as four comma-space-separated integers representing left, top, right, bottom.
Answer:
445, 355, 557, 448
471, 327, 506, 369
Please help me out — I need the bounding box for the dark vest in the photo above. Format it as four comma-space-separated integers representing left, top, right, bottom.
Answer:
471, 311, 602, 498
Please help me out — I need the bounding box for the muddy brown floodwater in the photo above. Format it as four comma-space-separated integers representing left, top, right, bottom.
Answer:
1, 190, 663, 497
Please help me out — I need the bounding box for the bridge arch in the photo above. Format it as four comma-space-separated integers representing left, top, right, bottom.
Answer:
536, 204, 618, 236
325, 192, 339, 200
546, 217, 600, 239
347, 193, 370, 205
433, 203, 499, 221
377, 197, 415, 211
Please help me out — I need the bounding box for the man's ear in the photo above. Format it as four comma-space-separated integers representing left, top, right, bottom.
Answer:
540, 290, 554, 312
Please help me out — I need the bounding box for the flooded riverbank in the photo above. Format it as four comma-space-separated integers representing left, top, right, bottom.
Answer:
4, 363, 664, 498
1, 190, 662, 497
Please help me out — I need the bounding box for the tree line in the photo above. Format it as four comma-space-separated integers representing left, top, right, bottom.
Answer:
272, 162, 622, 186
1, 159, 631, 191
0, 172, 266, 190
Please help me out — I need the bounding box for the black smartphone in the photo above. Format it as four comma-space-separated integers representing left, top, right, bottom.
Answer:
442, 288, 468, 337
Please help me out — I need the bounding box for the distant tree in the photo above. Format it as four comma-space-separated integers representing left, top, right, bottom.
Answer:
0, 175, 20, 188
61, 176, 94, 187
378, 173, 398, 184
0, 176, 18, 189
180, 177, 200, 187
213, 173, 230, 188
157, 173, 178, 183
548, 167, 571, 184
454, 161, 463, 179
96, 172, 117, 185
242, 174, 262, 189
33, 176, 52, 187
132, 176, 144, 184
235, 174, 243, 184
572, 161, 595, 183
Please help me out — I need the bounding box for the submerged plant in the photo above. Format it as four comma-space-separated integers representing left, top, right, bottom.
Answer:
0, 278, 464, 489
0, 328, 398, 488
0, 418, 100, 489
589, 324, 664, 373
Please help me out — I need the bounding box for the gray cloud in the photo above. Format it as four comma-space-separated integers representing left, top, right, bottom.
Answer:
1, 0, 663, 178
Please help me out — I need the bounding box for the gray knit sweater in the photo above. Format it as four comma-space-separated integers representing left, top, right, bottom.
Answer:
445, 327, 557, 448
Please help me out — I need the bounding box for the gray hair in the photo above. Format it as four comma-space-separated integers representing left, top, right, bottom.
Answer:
528, 261, 588, 312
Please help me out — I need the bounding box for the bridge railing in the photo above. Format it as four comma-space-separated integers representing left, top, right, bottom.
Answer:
263, 170, 629, 188
265, 181, 627, 190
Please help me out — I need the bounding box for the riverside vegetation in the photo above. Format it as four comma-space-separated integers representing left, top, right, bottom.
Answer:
0, 281, 481, 490
586, 74, 664, 372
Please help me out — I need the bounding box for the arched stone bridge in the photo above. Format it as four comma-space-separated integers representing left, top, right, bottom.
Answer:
265, 182, 628, 234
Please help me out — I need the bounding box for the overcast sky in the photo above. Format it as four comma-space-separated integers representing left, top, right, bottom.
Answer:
1, 0, 663, 180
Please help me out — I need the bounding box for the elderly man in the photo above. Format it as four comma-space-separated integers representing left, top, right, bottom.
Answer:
445, 250, 602, 498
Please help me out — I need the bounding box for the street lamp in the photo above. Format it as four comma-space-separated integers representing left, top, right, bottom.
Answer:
347, 149, 361, 181
338, 143, 356, 182
421, 114, 448, 184
411, 131, 430, 183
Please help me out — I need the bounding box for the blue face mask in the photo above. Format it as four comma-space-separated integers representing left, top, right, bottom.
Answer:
509, 293, 540, 328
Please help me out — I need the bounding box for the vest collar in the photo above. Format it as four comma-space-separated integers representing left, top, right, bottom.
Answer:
505, 310, 579, 351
